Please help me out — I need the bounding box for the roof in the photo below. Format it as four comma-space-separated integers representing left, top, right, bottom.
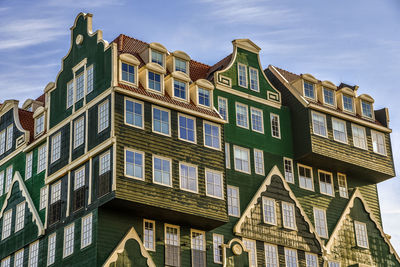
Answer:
206, 54, 232, 81
18, 109, 34, 141
35, 94, 45, 103
273, 66, 300, 83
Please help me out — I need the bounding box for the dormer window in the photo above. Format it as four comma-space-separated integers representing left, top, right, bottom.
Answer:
342, 94, 354, 112
303, 81, 315, 99
198, 88, 210, 107
174, 80, 187, 100
175, 58, 187, 73
122, 63, 135, 84
361, 100, 373, 118
119, 53, 140, 87
151, 50, 164, 66
35, 114, 45, 136
238, 63, 248, 88
148, 71, 161, 92
323, 87, 335, 106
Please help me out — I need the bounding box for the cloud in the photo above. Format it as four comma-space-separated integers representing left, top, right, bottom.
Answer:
46, 0, 125, 8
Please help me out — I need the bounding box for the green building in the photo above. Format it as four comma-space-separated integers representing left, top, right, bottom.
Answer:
0, 13, 398, 267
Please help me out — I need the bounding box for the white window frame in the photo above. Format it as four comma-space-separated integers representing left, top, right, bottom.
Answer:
6, 124, 13, 151
15, 201, 25, 232
371, 130, 386, 156
81, 213, 93, 249
298, 164, 314, 191
0, 130, 5, 155
152, 155, 172, 187
121, 61, 137, 86
213, 234, 224, 264
25, 151, 33, 180
203, 121, 221, 150
305, 253, 318, 267
332, 118, 347, 144
14, 249, 24, 267
67, 80, 74, 109
190, 229, 206, 267
337, 173, 348, 198
250, 107, 264, 134
73, 116, 85, 149
172, 79, 189, 102
313, 207, 328, 238
151, 49, 164, 67
328, 261, 340, 267
233, 145, 250, 174
218, 96, 228, 122
179, 162, 198, 193
0, 171, 4, 196
40, 186, 48, 210
282, 201, 296, 230
198, 87, 211, 108
270, 113, 281, 139
1, 209, 12, 240
1, 257, 10, 267
175, 57, 187, 73
63, 223, 75, 258
99, 151, 111, 175
152, 105, 171, 137
264, 243, 278, 267
124, 97, 144, 129
227, 185, 240, 217
205, 168, 223, 199
164, 224, 180, 267
86, 64, 94, 94
235, 102, 249, 129
311, 111, 327, 138
284, 247, 298, 267
98, 99, 109, 133
28, 240, 39, 267
303, 81, 315, 100
361, 100, 373, 119
143, 219, 156, 251
178, 113, 196, 144
147, 70, 164, 93
238, 63, 248, 88
225, 143, 230, 169
51, 132, 61, 163
50, 181, 61, 204
242, 238, 257, 267
253, 149, 264, 175
342, 94, 354, 113
283, 157, 294, 184
124, 148, 145, 180
322, 87, 335, 107
5, 165, 12, 193
38, 144, 47, 173
74, 166, 85, 190
351, 124, 367, 150
354, 221, 369, 248
249, 67, 259, 92
262, 197, 277, 225
75, 72, 85, 102
47, 233, 56, 266
318, 170, 334, 197
34, 114, 45, 137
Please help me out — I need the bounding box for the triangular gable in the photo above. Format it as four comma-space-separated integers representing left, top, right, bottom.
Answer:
326, 188, 400, 263
233, 165, 324, 251
0, 171, 44, 236
103, 226, 155, 267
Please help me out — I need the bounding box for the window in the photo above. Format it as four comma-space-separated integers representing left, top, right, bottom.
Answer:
361, 100, 373, 118
238, 63, 248, 88
332, 118, 347, 143
354, 221, 369, 248
179, 162, 198, 193
47, 233, 56, 266
144, 219, 155, 251
204, 122, 221, 150
98, 100, 109, 133
178, 114, 196, 143
175, 58, 187, 73
305, 253, 318, 267
328, 261, 340, 267
51, 181, 61, 204
352, 124, 367, 149
1, 257, 10, 267
206, 169, 223, 199
225, 143, 230, 169
6, 124, 13, 151
5, 166, 12, 193
38, 144, 47, 173
323, 87, 335, 106
35, 114, 45, 136
282, 202, 296, 230
165, 225, 180, 267
1, 209, 12, 240
338, 173, 348, 198
198, 88, 210, 107
74, 166, 85, 190
312, 112, 327, 137
151, 50, 164, 66
14, 249, 24, 267
67, 80, 74, 108
99, 151, 111, 175
235, 103, 248, 128
51, 133, 61, 163
63, 224, 75, 258
191, 230, 206, 267
15, 202, 25, 232
125, 149, 144, 180
148, 71, 161, 92
174, 80, 187, 100
0, 171, 4, 196
264, 243, 278, 267
304, 81, 315, 99
74, 116, 85, 148
270, 113, 280, 138
81, 213, 92, 248
213, 234, 223, 264
152, 106, 170, 136
76, 73, 84, 101
313, 208, 328, 238
40, 186, 48, 210
28, 241, 39, 267
25, 152, 33, 180
249, 67, 259, 91
234, 146, 250, 173
284, 158, 294, 183
218, 97, 228, 121
319, 171, 334, 196
262, 197, 276, 225
125, 98, 143, 129
342, 95, 354, 112
227, 185, 240, 217
251, 107, 263, 133
243, 239, 257, 267
371, 130, 386, 155
122, 62, 135, 84
284, 248, 298, 267
254, 149, 264, 175
0, 130, 5, 154
86, 65, 94, 93
298, 165, 313, 190
153, 156, 172, 186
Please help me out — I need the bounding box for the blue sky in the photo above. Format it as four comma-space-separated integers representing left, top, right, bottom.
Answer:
1, 0, 400, 252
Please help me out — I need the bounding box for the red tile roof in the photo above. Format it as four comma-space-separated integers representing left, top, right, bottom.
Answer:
35, 94, 45, 103
207, 54, 232, 82
18, 109, 35, 142
272, 66, 300, 83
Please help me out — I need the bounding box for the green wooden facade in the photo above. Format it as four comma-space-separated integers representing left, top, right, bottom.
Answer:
0, 12, 399, 267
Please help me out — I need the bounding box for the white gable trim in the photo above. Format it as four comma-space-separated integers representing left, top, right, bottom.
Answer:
233, 165, 324, 252
103, 226, 156, 267
0, 171, 44, 236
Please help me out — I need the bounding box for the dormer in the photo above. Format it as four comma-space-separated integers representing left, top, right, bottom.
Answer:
317, 80, 337, 108
356, 94, 375, 120
119, 53, 140, 87
33, 106, 46, 138
291, 74, 318, 102
139, 62, 167, 94
337, 86, 356, 114
167, 51, 190, 75
140, 42, 168, 68
21, 99, 44, 113
165, 71, 191, 102
189, 79, 214, 109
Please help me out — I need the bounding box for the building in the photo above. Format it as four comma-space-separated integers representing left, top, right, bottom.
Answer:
0, 12, 398, 267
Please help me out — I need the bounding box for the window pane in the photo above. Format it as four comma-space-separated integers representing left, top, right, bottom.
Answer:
175, 58, 187, 73
299, 166, 313, 190
125, 150, 143, 179
180, 163, 197, 192
125, 99, 143, 128
270, 114, 280, 138
323, 88, 334, 105
148, 71, 161, 91
332, 119, 347, 143
198, 88, 210, 107
263, 197, 276, 224
218, 97, 228, 121
153, 157, 171, 186
265, 244, 278, 267
227, 186, 239, 216
249, 68, 259, 91
122, 63, 135, 84
343, 95, 353, 112
151, 50, 164, 66
174, 80, 186, 100
204, 122, 220, 149
304, 81, 314, 99
179, 115, 195, 142
206, 170, 222, 198
251, 108, 263, 133
352, 125, 366, 149
312, 113, 327, 136
236, 103, 248, 128
284, 159, 294, 183
234, 146, 249, 173
153, 107, 170, 135
238, 64, 247, 87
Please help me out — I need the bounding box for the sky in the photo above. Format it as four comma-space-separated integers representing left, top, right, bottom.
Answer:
1, 0, 400, 253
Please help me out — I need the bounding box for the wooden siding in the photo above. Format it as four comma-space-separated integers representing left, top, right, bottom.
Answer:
87, 96, 111, 151
48, 124, 70, 176
0, 109, 24, 161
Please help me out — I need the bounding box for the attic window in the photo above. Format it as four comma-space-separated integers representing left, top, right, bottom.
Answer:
151, 50, 164, 66
148, 71, 162, 92
122, 63, 135, 84
35, 114, 45, 136
303, 81, 315, 99
361, 100, 373, 118
173, 80, 187, 101
198, 88, 210, 107
342, 94, 354, 112
175, 58, 187, 73
323, 87, 335, 106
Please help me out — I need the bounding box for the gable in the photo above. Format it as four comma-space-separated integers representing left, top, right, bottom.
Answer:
234, 166, 322, 253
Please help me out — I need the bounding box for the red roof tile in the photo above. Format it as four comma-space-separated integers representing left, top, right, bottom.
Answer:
272, 66, 300, 83
18, 109, 34, 141
207, 54, 232, 81
35, 94, 45, 103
